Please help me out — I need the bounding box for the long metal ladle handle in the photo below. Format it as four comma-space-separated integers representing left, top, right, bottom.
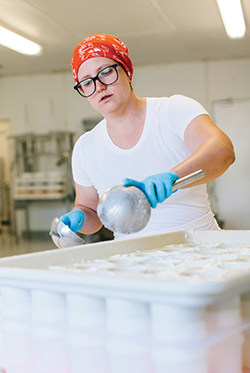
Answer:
172, 169, 205, 192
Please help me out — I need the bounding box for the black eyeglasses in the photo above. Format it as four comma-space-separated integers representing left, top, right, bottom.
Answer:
74, 63, 120, 98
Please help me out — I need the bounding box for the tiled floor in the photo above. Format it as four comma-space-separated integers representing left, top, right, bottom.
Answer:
0, 225, 113, 258
0, 226, 57, 258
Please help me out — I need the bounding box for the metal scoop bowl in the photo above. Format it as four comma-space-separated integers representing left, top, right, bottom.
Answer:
97, 170, 205, 234
97, 185, 151, 234
50, 217, 86, 248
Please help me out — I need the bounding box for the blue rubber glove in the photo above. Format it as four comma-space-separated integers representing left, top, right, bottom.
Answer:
123, 172, 179, 208
59, 208, 85, 232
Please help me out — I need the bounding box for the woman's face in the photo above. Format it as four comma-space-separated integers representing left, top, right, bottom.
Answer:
77, 57, 132, 116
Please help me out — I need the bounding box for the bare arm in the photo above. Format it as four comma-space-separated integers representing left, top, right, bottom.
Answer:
171, 114, 235, 186
74, 183, 103, 234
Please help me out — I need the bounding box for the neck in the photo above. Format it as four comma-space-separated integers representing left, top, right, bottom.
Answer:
106, 91, 143, 124
105, 93, 146, 149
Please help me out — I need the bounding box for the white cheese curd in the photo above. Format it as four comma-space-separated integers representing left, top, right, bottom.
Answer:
49, 243, 250, 283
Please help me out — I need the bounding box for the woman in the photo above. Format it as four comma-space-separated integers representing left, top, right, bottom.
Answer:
59, 33, 235, 240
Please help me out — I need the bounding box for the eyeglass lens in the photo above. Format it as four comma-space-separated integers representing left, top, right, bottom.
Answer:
77, 64, 119, 97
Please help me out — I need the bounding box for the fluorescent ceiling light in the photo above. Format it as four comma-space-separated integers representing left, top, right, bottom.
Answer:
216, 0, 246, 38
0, 26, 42, 55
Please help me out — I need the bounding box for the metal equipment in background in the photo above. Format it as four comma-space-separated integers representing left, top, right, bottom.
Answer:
0, 157, 11, 228
9, 131, 75, 238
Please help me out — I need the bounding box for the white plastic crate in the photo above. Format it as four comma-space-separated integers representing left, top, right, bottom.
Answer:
0, 230, 249, 312
0, 229, 249, 372
0, 311, 249, 373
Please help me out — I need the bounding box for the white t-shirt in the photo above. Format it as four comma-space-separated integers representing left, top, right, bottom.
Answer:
72, 95, 219, 239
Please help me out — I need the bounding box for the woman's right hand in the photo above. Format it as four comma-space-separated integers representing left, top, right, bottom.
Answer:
59, 208, 85, 232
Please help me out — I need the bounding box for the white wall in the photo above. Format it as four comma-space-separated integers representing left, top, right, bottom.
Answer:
0, 72, 97, 137
1, 58, 249, 136
0, 57, 249, 230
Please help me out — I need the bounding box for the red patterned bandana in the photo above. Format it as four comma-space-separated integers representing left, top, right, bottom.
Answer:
71, 34, 133, 83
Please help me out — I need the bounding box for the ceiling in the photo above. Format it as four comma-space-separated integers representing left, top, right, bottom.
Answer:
0, 0, 250, 77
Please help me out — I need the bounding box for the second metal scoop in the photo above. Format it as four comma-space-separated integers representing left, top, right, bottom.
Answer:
50, 217, 86, 248
97, 170, 205, 234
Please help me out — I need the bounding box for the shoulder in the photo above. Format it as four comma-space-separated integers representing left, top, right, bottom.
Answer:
145, 95, 208, 140
147, 95, 208, 120
167, 95, 208, 114
146, 95, 198, 112
146, 95, 205, 106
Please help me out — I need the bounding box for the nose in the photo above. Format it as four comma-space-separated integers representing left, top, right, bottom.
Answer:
95, 77, 106, 92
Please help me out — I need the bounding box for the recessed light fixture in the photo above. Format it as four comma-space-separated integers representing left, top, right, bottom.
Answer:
216, 0, 246, 38
0, 26, 42, 55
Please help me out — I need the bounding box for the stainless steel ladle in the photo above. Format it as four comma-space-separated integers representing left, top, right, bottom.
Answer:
97, 170, 205, 234
50, 217, 86, 248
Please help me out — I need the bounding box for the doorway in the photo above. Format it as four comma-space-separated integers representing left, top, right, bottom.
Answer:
212, 99, 250, 229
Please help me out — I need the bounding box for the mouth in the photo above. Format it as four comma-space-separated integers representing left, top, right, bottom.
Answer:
100, 94, 112, 102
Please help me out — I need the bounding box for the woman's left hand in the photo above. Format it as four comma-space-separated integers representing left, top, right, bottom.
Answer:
123, 171, 179, 208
